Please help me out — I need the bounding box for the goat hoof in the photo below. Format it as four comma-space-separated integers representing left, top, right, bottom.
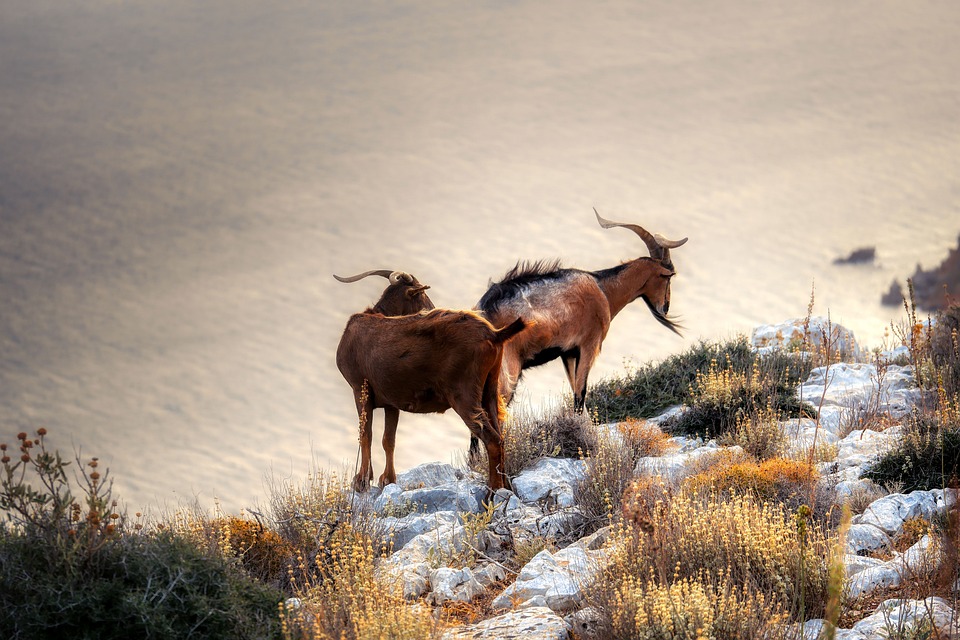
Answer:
377, 473, 397, 488
352, 475, 370, 493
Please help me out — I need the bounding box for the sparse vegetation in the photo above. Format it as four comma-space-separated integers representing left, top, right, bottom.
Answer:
587, 335, 815, 441
0, 430, 283, 640
3, 291, 960, 638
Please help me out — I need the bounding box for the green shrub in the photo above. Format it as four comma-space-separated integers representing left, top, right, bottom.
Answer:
587, 337, 755, 422
586, 337, 813, 438
0, 530, 283, 640
0, 429, 283, 640
931, 303, 960, 398
863, 411, 960, 492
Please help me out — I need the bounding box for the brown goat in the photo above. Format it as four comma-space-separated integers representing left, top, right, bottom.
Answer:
334, 269, 435, 315
474, 210, 687, 455
336, 307, 526, 492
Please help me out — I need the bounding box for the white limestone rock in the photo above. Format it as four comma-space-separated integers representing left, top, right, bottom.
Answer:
472, 562, 508, 589
797, 363, 918, 417
796, 620, 867, 640
442, 606, 570, 640
511, 457, 586, 508
397, 461, 466, 489
381, 510, 458, 551
428, 567, 484, 605
846, 524, 893, 555
781, 417, 840, 458
751, 317, 860, 357
635, 442, 743, 481
564, 607, 603, 639
845, 489, 957, 554
847, 535, 945, 599
832, 426, 903, 474
851, 598, 960, 638
492, 544, 607, 612
855, 490, 945, 536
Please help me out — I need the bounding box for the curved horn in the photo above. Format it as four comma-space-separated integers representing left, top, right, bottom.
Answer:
654, 233, 688, 249
594, 208, 687, 265
333, 269, 395, 283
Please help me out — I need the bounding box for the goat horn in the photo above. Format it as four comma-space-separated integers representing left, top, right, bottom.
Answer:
333, 270, 395, 283
654, 233, 689, 249
594, 208, 687, 257
389, 271, 414, 284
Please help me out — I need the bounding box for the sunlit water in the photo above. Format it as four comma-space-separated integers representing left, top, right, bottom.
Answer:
2, 0, 958, 513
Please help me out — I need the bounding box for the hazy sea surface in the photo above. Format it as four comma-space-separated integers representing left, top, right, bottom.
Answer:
2, 0, 958, 513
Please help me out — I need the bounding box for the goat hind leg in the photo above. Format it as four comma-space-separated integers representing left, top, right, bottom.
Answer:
472, 355, 522, 461
352, 390, 375, 492
570, 342, 601, 414
455, 406, 506, 491
378, 406, 399, 487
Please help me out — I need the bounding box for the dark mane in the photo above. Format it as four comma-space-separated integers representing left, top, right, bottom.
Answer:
498, 259, 565, 284
477, 259, 565, 313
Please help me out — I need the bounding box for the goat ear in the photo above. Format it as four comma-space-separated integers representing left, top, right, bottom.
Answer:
406, 285, 430, 297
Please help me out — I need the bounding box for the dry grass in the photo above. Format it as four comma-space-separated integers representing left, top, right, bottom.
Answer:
681, 456, 820, 509
279, 519, 442, 639
723, 405, 787, 460
599, 481, 832, 627
609, 570, 790, 639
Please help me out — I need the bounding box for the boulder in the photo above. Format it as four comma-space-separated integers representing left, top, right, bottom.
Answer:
851, 597, 960, 638
381, 510, 458, 551
397, 461, 466, 489
441, 606, 570, 640
854, 490, 945, 536
832, 426, 903, 474
798, 363, 917, 416
428, 567, 485, 605
375, 478, 488, 515
511, 458, 586, 508
846, 523, 893, 554
492, 545, 607, 612
847, 535, 945, 599
780, 417, 840, 458
751, 317, 860, 358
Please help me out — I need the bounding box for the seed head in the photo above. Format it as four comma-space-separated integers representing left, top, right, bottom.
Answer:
36, 428, 47, 436
16, 432, 27, 441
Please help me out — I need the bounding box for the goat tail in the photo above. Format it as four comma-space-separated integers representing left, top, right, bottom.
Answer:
492, 317, 528, 344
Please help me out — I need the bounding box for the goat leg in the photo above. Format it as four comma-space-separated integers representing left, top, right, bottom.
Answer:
352, 390, 375, 492
378, 406, 399, 487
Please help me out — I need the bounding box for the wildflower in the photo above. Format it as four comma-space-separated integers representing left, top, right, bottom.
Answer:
0, 443, 6, 450
1, 456, 9, 464
90, 471, 100, 481
16, 432, 27, 441
36, 427, 47, 436
20, 453, 30, 462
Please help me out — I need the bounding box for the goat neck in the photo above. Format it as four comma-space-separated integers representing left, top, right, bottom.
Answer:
596, 258, 668, 318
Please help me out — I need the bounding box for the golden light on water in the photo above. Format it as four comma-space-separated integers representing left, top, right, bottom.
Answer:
1, 0, 958, 512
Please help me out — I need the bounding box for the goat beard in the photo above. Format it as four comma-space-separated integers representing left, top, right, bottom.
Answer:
641, 296, 683, 336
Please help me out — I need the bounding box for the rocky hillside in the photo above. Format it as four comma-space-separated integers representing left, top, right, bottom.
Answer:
280, 317, 959, 639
